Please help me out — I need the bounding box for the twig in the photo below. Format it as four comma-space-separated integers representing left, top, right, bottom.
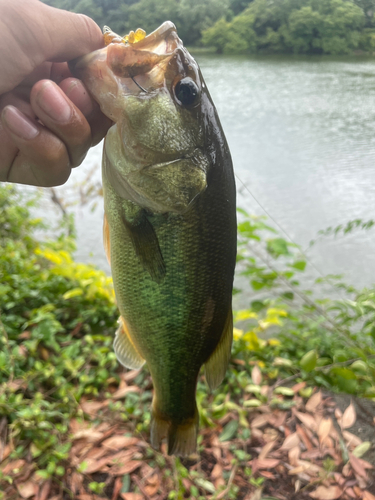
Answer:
213, 464, 238, 500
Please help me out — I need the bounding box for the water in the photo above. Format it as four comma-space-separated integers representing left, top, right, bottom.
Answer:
42, 54, 375, 291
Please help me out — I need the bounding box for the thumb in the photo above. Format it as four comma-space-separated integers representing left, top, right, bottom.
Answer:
39, 3, 104, 62
0, 0, 104, 93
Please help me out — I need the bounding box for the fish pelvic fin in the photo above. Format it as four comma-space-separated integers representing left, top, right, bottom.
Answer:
113, 316, 145, 370
150, 401, 199, 458
205, 309, 233, 390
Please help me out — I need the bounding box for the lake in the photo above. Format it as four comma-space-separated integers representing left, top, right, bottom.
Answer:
38, 54, 375, 298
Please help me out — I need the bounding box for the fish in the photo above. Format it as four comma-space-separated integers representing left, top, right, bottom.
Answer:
70, 21, 237, 456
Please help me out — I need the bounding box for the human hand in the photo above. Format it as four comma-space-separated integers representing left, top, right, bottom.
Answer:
0, 0, 112, 187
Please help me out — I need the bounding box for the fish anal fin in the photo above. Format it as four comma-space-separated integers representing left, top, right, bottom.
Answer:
113, 316, 145, 370
103, 212, 111, 265
205, 309, 233, 390
121, 207, 166, 284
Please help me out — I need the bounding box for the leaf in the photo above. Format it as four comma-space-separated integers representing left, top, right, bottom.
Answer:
293, 410, 317, 432
16, 481, 36, 499
352, 441, 372, 458
317, 418, 332, 445
305, 391, 322, 412
258, 440, 276, 460
300, 350, 317, 372
291, 260, 307, 271
253, 458, 280, 469
219, 420, 238, 442
121, 494, 143, 500
340, 402, 356, 429
363, 492, 375, 500
349, 453, 368, 478
102, 436, 139, 449
243, 399, 262, 407
195, 478, 215, 493
280, 432, 300, 450
251, 365, 262, 385
309, 485, 343, 499
273, 357, 293, 367
274, 387, 294, 397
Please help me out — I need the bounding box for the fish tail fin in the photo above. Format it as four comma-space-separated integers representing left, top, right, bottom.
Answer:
167, 412, 198, 457
150, 400, 199, 457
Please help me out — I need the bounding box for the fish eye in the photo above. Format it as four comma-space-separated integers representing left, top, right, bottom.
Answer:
174, 77, 200, 107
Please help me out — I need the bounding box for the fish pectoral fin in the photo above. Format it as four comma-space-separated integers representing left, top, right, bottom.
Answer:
121, 206, 166, 284
113, 316, 145, 370
205, 309, 233, 390
103, 212, 111, 265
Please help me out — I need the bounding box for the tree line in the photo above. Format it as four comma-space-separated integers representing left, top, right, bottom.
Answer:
41, 0, 375, 54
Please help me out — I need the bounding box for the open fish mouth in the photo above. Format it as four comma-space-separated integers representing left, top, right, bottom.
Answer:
69, 21, 181, 88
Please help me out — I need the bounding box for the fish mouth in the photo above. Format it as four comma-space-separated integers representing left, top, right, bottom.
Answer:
69, 21, 180, 81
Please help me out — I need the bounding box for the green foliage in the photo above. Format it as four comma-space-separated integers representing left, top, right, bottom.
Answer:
1, 183, 375, 487
203, 0, 371, 54
233, 208, 375, 397
0, 186, 118, 472
41, 0, 231, 47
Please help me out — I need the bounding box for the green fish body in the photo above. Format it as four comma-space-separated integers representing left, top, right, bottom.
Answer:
70, 22, 236, 456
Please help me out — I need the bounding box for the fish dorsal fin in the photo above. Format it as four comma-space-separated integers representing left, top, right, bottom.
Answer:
121, 205, 166, 284
204, 309, 233, 390
103, 212, 111, 264
113, 316, 145, 370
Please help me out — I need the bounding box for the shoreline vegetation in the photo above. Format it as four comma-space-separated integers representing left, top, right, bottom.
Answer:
1, 176, 375, 497
41, 0, 375, 55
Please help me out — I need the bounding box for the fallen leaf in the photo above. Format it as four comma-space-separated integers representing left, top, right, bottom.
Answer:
349, 453, 368, 479
258, 440, 276, 460
305, 391, 322, 412
112, 476, 122, 500
293, 410, 317, 432
363, 492, 375, 500
317, 417, 332, 445
37, 480, 52, 500
296, 424, 313, 451
16, 481, 36, 499
280, 432, 300, 450
251, 414, 269, 428
1, 459, 25, 475
123, 370, 141, 382
342, 431, 362, 449
112, 386, 141, 400
121, 495, 144, 500
73, 429, 104, 442
288, 446, 300, 466
309, 485, 343, 499
112, 460, 142, 475
211, 463, 223, 479
340, 402, 356, 429
352, 441, 371, 458
80, 401, 107, 415
252, 458, 280, 469
251, 365, 262, 385
102, 436, 139, 450
292, 381, 307, 393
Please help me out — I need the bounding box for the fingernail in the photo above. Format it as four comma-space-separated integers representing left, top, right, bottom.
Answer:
38, 81, 72, 122
2, 106, 39, 140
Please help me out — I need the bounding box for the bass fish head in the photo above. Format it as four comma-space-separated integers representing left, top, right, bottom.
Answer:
70, 22, 213, 214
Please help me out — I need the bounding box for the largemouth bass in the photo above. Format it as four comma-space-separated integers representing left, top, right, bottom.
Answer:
70, 22, 236, 456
